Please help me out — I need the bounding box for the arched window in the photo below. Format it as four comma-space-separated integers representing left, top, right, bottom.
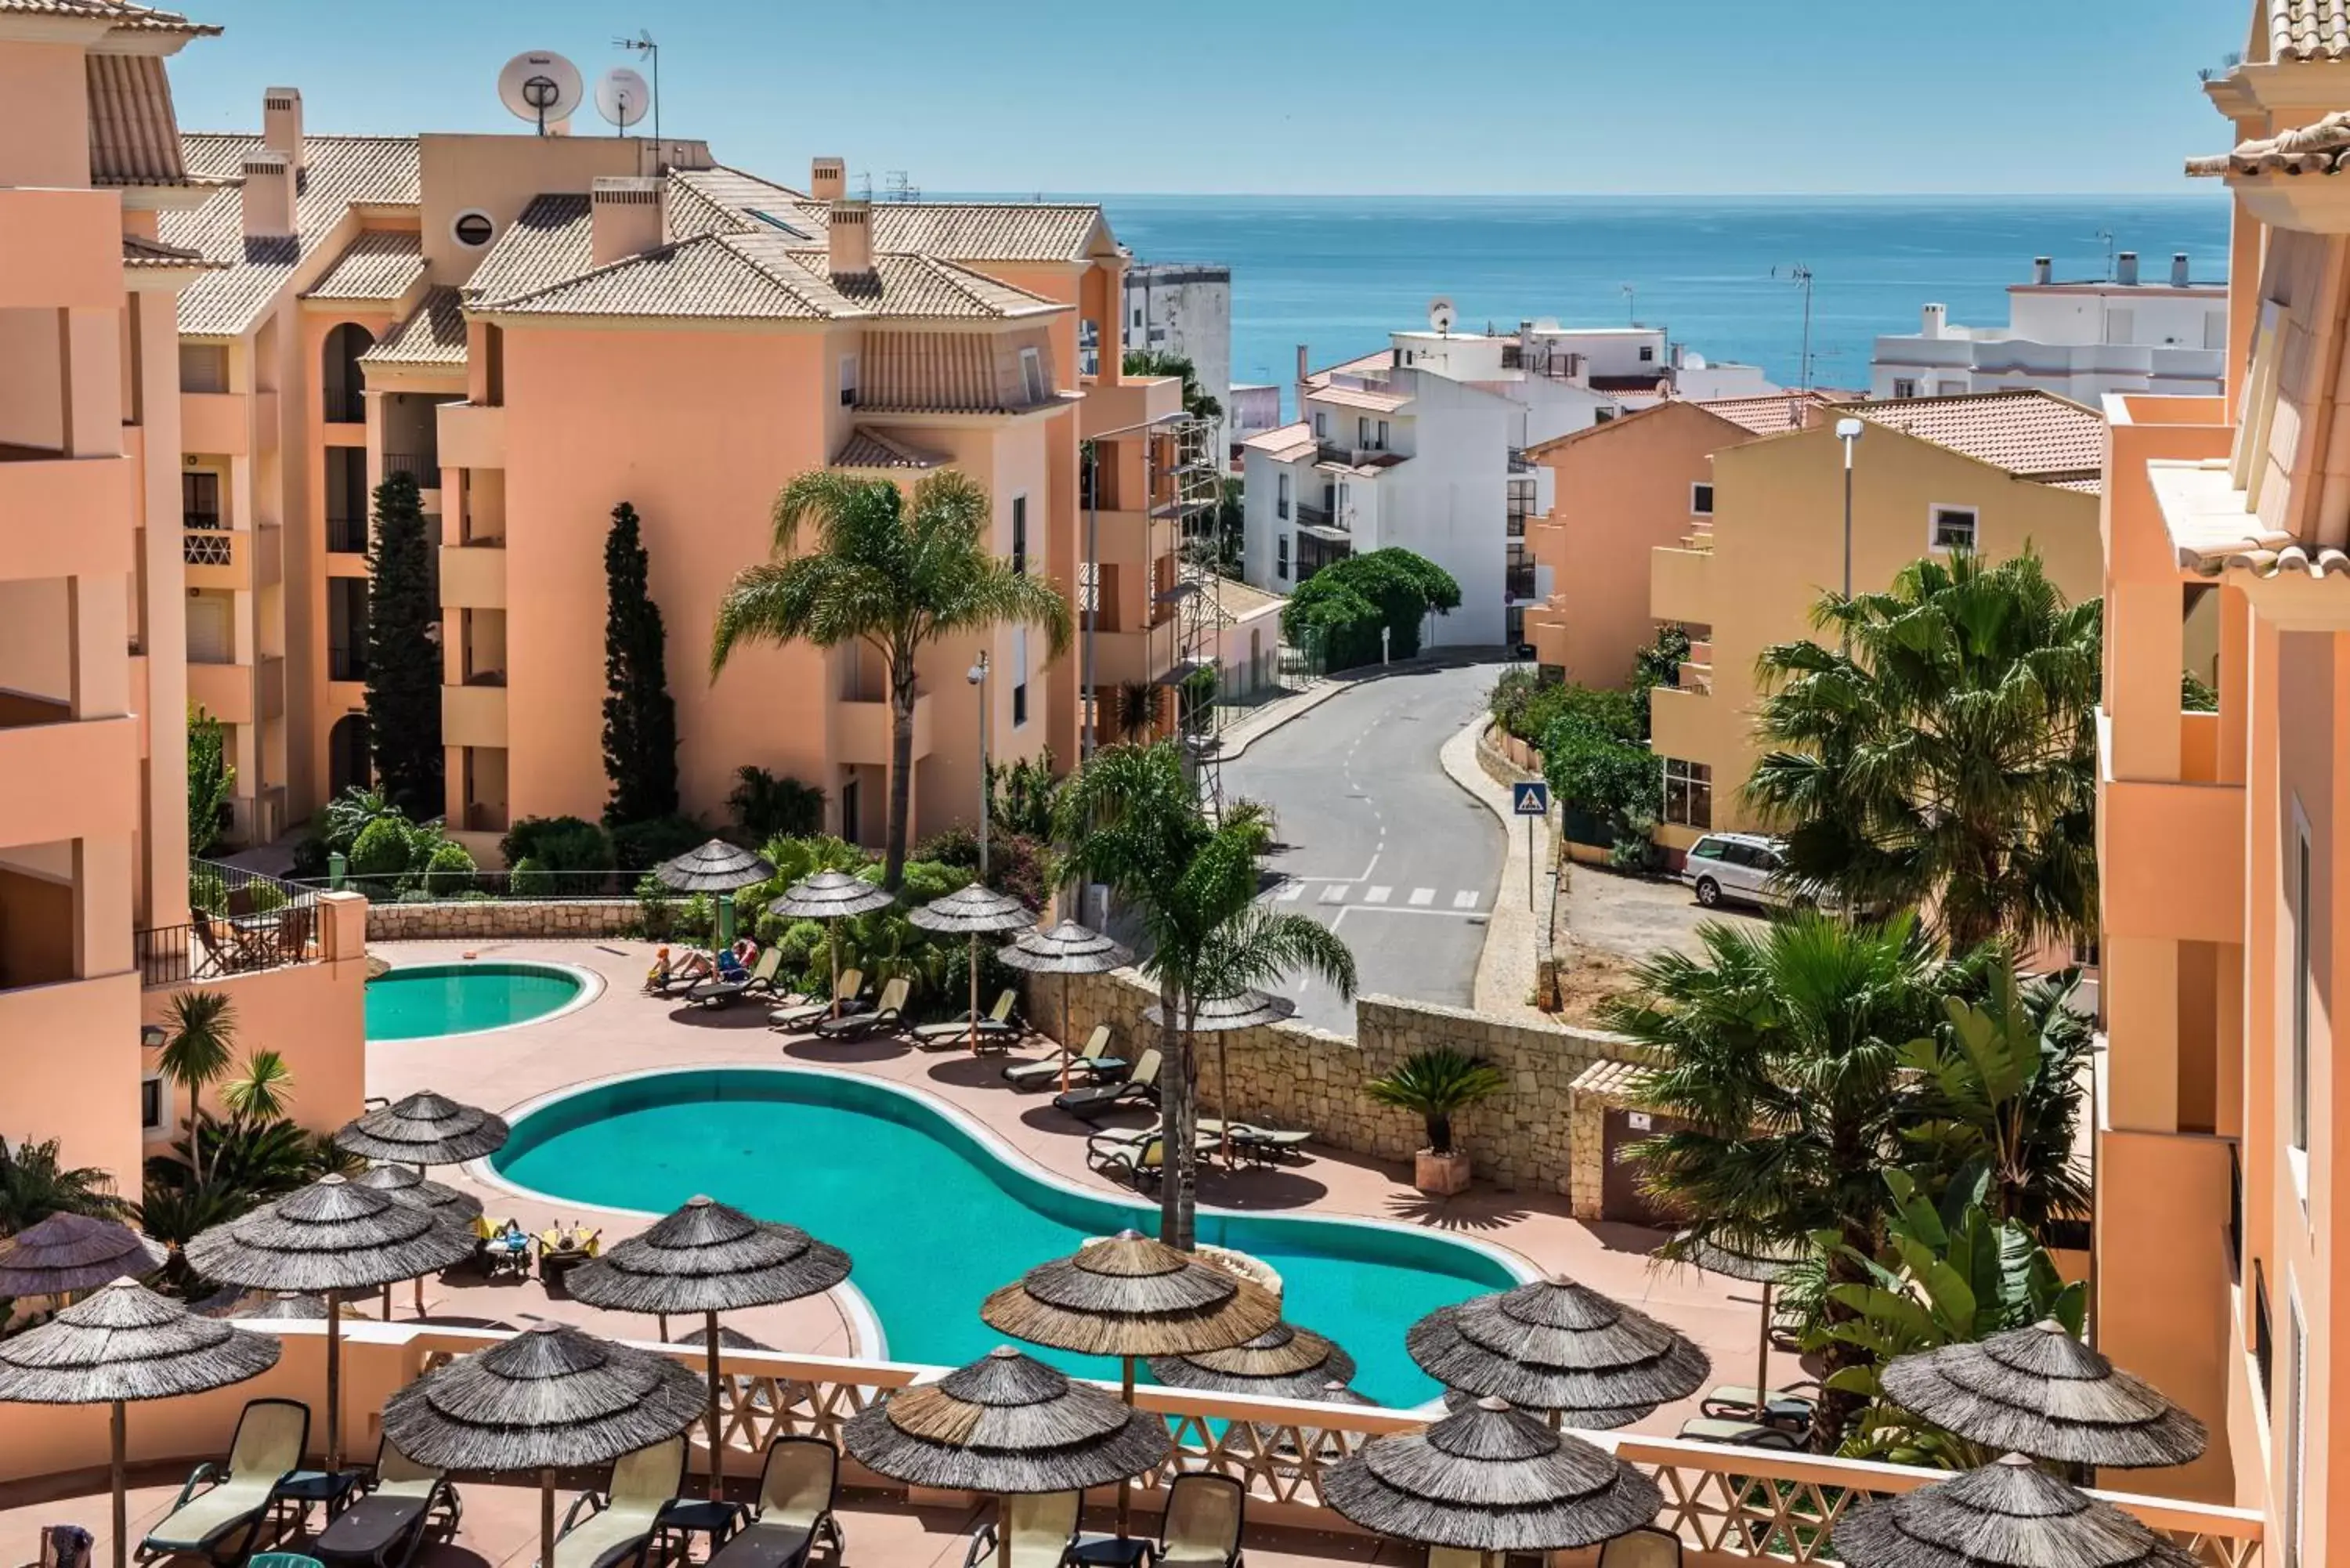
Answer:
328, 714, 371, 797
322, 323, 375, 424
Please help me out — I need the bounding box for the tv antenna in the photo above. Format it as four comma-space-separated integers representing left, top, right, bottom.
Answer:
1621, 283, 1636, 325
1774, 263, 1817, 392
613, 31, 662, 157
1428, 296, 1456, 336
497, 51, 583, 136
884, 170, 921, 203
2094, 228, 2116, 280
594, 67, 650, 136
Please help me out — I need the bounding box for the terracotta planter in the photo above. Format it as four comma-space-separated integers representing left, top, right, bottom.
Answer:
1415, 1148, 1472, 1195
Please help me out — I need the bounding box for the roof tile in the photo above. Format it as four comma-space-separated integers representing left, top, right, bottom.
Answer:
302, 229, 424, 302
86, 54, 190, 186
2271, 0, 2350, 61
1854, 389, 2105, 486
832, 429, 951, 471
461, 193, 591, 303
1697, 391, 1838, 435
0, 0, 217, 34
357, 285, 465, 368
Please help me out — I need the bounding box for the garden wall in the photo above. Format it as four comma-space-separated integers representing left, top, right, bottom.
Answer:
364, 898, 641, 941
1025, 968, 1650, 1195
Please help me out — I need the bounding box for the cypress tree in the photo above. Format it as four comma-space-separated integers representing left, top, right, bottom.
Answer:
602, 500, 679, 824
362, 469, 442, 816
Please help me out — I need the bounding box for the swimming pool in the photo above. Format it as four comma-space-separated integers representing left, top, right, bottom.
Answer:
367, 962, 594, 1042
489, 1066, 1528, 1406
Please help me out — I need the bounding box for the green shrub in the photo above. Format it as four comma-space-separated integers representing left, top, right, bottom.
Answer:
245, 880, 289, 916
634, 871, 678, 939
728, 766, 826, 844
508, 855, 548, 896
610, 813, 709, 872
421, 838, 477, 894
190, 867, 230, 916
500, 815, 612, 873
349, 816, 414, 883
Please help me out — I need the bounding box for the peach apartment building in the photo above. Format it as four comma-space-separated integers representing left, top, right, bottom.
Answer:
0, 1, 367, 1200
156, 109, 1184, 861
1644, 390, 2107, 860
1521, 392, 1835, 687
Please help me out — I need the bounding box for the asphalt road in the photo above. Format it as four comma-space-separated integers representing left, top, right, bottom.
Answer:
1222, 660, 1508, 1034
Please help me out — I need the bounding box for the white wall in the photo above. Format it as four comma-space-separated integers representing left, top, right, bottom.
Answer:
1123, 265, 1231, 451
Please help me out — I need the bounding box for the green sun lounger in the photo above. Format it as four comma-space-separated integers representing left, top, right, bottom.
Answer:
139, 1397, 309, 1566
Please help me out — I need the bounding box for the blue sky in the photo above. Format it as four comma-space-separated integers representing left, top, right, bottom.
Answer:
166, 0, 2243, 196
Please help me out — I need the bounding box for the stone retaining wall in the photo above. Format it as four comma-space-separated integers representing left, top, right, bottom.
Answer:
1025, 968, 1650, 1195
365, 898, 641, 941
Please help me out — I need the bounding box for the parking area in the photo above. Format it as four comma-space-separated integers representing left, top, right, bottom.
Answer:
1552, 858, 1768, 1025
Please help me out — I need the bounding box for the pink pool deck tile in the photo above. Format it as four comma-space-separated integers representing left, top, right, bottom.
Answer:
364, 938, 1799, 1434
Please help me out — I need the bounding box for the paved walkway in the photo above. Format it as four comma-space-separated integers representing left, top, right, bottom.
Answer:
1437, 718, 1557, 1024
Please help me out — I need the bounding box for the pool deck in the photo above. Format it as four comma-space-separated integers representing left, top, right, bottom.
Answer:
360, 938, 1793, 1429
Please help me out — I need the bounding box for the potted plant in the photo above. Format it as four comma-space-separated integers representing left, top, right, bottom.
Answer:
1366, 1047, 1508, 1195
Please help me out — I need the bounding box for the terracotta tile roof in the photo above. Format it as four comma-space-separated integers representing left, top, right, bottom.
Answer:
460, 194, 591, 302
2271, 0, 2350, 60
1306, 349, 1394, 384
164, 133, 421, 337
302, 229, 423, 302
812, 202, 1108, 263
2188, 107, 2350, 176
2, 0, 217, 34
1241, 421, 1317, 463
86, 55, 192, 186
357, 285, 465, 368
1854, 389, 2105, 488
832, 429, 950, 471
1311, 382, 1410, 414
1697, 391, 1837, 436
2153, 459, 2350, 579
122, 233, 217, 268
666, 165, 812, 240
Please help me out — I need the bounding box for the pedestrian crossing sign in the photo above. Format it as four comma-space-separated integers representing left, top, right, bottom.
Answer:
1512, 781, 1550, 816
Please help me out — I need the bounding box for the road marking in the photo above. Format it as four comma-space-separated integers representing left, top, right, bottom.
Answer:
1364, 886, 1391, 904
1408, 887, 1435, 906
1274, 882, 1305, 902
1453, 891, 1480, 909
1318, 885, 1347, 905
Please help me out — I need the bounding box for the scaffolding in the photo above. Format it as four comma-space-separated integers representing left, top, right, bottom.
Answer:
1146, 414, 1226, 813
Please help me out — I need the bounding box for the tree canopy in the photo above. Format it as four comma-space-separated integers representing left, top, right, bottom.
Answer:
1278, 547, 1461, 670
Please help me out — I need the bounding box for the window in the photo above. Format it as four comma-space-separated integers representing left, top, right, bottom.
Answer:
1132, 307, 1143, 329
140, 1075, 165, 1136
840, 354, 858, 408
2254, 1261, 2274, 1404
1376, 419, 1390, 450
1893, 378, 1918, 399
2293, 819, 2312, 1158
451, 210, 495, 248
1662, 758, 1712, 828
2234, 302, 2286, 502
1313, 410, 1329, 439
1011, 626, 1029, 728
1689, 837, 1728, 862
1010, 495, 1027, 576
1593, 407, 1617, 424
1638, 344, 1655, 363
178, 342, 228, 394
183, 471, 222, 530
1929, 505, 1977, 552
2287, 1295, 2308, 1567
1019, 348, 1049, 405
1358, 417, 1372, 446
1276, 534, 1289, 580
1275, 472, 1290, 521
1689, 482, 1714, 517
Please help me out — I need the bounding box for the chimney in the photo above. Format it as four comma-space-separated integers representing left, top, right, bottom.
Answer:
810, 157, 846, 202
827, 197, 874, 279
240, 148, 295, 240
2031, 255, 2052, 285
2171, 252, 2192, 287
262, 86, 303, 170
1922, 303, 1947, 339
591, 175, 663, 266
1296, 345, 1311, 427
2116, 251, 2139, 286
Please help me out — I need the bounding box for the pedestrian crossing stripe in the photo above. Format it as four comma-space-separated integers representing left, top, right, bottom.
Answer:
1276, 882, 1304, 901
1318, 885, 1347, 904
1453, 891, 1480, 909
1364, 886, 1391, 904
1408, 887, 1435, 906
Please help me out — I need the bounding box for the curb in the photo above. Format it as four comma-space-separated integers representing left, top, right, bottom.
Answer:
1214, 649, 1511, 762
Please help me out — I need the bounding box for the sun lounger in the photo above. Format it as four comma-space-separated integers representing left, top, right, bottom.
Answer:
139, 1397, 309, 1566
1155, 1472, 1245, 1568
688, 947, 783, 1008
701, 1436, 844, 1568
961, 1490, 1079, 1568
913, 989, 1019, 1046
1699, 1381, 1818, 1431
813, 977, 909, 1041
1087, 1131, 1175, 1187
1599, 1526, 1686, 1567
467, 1216, 532, 1281
1429, 1549, 1485, 1568
1198, 1119, 1313, 1166
1676, 1416, 1801, 1451
1003, 1026, 1118, 1089
1051, 1047, 1161, 1122
643, 952, 709, 997
555, 1433, 685, 1568
769, 970, 865, 1031
312, 1439, 461, 1568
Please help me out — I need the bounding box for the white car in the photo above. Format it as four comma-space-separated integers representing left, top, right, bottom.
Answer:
1679, 832, 1797, 912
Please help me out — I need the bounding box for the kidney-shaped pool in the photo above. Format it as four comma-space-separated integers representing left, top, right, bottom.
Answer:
489, 1066, 1527, 1405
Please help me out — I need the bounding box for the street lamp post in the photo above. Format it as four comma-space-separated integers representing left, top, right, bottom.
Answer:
967, 652, 990, 879
1834, 417, 1862, 649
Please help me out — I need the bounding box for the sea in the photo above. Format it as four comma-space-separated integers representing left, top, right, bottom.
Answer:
978, 194, 2236, 403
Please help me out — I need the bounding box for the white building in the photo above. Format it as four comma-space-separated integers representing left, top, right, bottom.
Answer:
1123, 262, 1232, 450
1871, 251, 2227, 403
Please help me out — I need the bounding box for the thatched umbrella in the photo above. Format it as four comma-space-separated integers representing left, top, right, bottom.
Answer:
565, 1195, 851, 1498
0, 1213, 166, 1301
1667, 1229, 1809, 1426
1324, 1394, 1662, 1557
383, 1322, 707, 1568
1146, 1319, 1358, 1400
0, 1278, 280, 1568
996, 921, 1133, 1093
844, 1346, 1170, 1568
1831, 1451, 2200, 1568
204, 1289, 334, 1321
908, 885, 1037, 1053
1407, 1275, 1709, 1429
656, 839, 777, 947
353, 1162, 483, 1319
769, 871, 896, 1019
334, 1089, 511, 1171
983, 1230, 1278, 1537
1143, 989, 1296, 1162
186, 1174, 475, 1470
1880, 1319, 2209, 1471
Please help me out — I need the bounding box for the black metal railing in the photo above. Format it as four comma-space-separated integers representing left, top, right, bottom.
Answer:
1296, 503, 1333, 527
327, 514, 368, 554
295, 867, 642, 901
1506, 565, 1538, 600
183, 510, 222, 532
138, 865, 320, 988
1507, 446, 1534, 473
2228, 1140, 2243, 1274
329, 645, 367, 681
324, 387, 365, 424
382, 452, 437, 485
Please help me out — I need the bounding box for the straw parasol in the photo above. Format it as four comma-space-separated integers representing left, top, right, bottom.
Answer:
1831, 1451, 2200, 1568
1147, 1319, 1358, 1400
983, 1230, 1278, 1536
1323, 1394, 1663, 1556
1879, 1319, 2209, 1470
656, 839, 777, 947
0, 1278, 280, 1568
565, 1195, 851, 1498
334, 1089, 511, 1170
186, 1174, 475, 1470
204, 1289, 334, 1321
1667, 1228, 1810, 1426
352, 1162, 483, 1319
1143, 989, 1297, 1163
845, 1345, 1171, 1568
769, 871, 897, 1019
908, 885, 1037, 1053
1407, 1275, 1710, 1429
384, 1322, 707, 1567
0, 1212, 167, 1301
996, 921, 1133, 1093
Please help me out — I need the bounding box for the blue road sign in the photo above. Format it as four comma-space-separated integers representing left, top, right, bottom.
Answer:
1511, 781, 1550, 817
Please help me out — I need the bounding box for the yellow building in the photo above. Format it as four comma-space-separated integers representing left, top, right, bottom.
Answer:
1646, 391, 2106, 856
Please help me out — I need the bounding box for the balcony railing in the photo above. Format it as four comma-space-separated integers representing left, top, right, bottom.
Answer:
1506, 565, 1537, 600
382, 452, 437, 485
329, 645, 367, 682
183, 529, 233, 568
1508, 446, 1534, 473
139, 862, 321, 987
1295, 503, 1335, 528
324, 387, 365, 425
327, 513, 368, 554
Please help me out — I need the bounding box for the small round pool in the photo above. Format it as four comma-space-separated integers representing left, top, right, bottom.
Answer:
367, 962, 592, 1042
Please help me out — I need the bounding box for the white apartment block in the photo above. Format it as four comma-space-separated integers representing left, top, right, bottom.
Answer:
1871, 251, 2227, 403
1122, 262, 1232, 450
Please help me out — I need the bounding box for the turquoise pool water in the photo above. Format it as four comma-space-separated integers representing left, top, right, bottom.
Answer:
367, 963, 585, 1041
494, 1068, 1520, 1405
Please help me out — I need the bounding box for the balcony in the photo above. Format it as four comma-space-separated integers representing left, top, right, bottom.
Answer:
436, 401, 507, 471
186, 659, 249, 725
443, 682, 508, 750
1647, 683, 1709, 768
1295, 503, 1334, 529
181, 392, 248, 457
180, 526, 279, 591
0, 706, 138, 845
1650, 545, 1713, 624
0, 450, 133, 583
439, 542, 507, 609
323, 387, 366, 426
831, 692, 934, 768
0, 188, 122, 309
1507, 446, 1534, 473
1505, 564, 1538, 602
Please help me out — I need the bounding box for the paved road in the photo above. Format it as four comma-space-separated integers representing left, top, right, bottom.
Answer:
1222, 660, 1507, 1034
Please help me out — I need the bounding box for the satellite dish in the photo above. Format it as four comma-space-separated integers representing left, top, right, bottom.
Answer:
595, 66, 650, 131
497, 51, 584, 134
1429, 297, 1456, 335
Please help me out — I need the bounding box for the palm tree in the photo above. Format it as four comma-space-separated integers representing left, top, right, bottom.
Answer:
1745, 548, 2100, 951
220, 1050, 296, 1127
157, 989, 237, 1183
1054, 743, 1355, 1248
1603, 912, 1954, 1451
1112, 681, 1162, 743
711, 471, 1074, 889
0, 1136, 120, 1233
